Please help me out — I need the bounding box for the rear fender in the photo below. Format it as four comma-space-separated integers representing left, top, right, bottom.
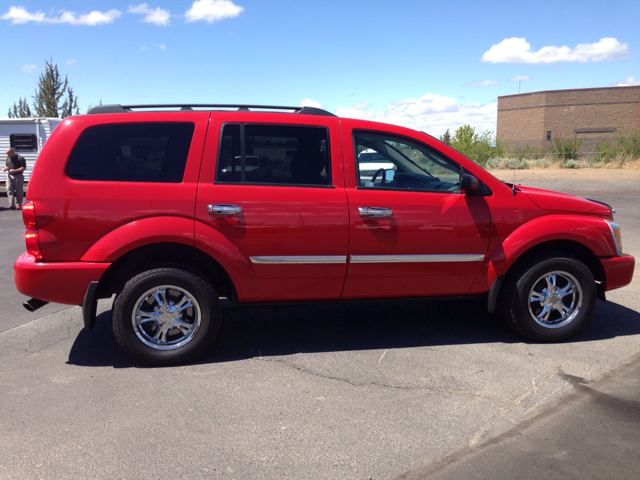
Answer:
80, 216, 195, 262
194, 220, 260, 301
80, 216, 260, 300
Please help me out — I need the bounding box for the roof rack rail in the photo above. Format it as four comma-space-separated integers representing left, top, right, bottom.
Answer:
87, 104, 337, 117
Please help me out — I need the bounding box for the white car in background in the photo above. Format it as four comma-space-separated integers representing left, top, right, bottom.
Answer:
357, 149, 396, 186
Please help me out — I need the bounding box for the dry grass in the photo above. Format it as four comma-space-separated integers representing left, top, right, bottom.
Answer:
485, 154, 640, 170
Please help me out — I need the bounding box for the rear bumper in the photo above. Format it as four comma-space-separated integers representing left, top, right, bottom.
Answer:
601, 254, 635, 291
14, 252, 110, 306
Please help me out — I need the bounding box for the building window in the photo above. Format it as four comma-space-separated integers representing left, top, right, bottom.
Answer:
10, 134, 38, 151
546, 131, 551, 141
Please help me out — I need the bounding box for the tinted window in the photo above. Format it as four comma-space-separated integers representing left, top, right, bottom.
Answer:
217, 124, 330, 186
354, 131, 461, 193
66, 122, 195, 182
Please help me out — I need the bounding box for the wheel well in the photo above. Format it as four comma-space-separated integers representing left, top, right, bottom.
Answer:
506, 240, 606, 299
96, 243, 237, 301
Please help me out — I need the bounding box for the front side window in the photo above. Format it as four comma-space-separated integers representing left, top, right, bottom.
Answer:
354, 131, 461, 193
10, 134, 37, 152
217, 124, 330, 186
66, 122, 195, 182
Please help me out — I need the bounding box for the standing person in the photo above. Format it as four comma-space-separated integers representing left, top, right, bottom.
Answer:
3, 148, 26, 210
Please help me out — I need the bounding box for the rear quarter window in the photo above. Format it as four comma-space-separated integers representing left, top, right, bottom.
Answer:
66, 122, 195, 182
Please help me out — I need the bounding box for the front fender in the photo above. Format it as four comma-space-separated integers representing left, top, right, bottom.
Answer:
473, 214, 617, 292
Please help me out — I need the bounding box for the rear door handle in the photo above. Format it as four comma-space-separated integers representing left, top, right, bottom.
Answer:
358, 207, 393, 217
207, 204, 243, 215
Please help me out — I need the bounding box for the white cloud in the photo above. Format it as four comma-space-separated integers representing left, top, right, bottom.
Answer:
1, 6, 121, 25
159, 44, 166, 50
353, 101, 371, 110
66, 59, 77, 66
509, 75, 531, 82
301, 99, 323, 109
1, 6, 45, 23
481, 37, 629, 64
185, 0, 244, 23
21, 64, 37, 73
141, 45, 147, 50
129, 4, 171, 26
335, 93, 497, 137
463, 79, 499, 87
614, 76, 640, 86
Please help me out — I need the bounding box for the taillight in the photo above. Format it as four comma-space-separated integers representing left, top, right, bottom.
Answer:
22, 200, 43, 260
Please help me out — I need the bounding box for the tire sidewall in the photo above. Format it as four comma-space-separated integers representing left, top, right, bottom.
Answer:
113, 268, 220, 365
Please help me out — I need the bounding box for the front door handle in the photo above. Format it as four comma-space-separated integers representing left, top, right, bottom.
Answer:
358, 207, 393, 217
207, 204, 243, 215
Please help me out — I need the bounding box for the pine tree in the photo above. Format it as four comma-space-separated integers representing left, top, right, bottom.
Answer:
61, 87, 80, 117
8, 58, 80, 118
8, 97, 33, 118
439, 129, 452, 146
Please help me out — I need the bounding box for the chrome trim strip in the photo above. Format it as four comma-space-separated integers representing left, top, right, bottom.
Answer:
250, 256, 347, 264
350, 254, 486, 263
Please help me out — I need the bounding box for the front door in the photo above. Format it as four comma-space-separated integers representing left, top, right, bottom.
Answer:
342, 127, 492, 298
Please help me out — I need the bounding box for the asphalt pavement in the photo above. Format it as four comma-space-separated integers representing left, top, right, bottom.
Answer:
1, 176, 639, 480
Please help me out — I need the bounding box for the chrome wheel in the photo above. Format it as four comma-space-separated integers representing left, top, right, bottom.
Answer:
528, 271, 583, 329
132, 285, 202, 350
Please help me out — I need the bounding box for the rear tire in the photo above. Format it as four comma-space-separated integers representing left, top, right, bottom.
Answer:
112, 267, 220, 365
499, 253, 596, 342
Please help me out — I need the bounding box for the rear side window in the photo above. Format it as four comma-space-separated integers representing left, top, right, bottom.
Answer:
66, 122, 195, 182
216, 124, 330, 186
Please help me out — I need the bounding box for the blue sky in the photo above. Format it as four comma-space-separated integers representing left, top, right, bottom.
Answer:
2, 0, 638, 136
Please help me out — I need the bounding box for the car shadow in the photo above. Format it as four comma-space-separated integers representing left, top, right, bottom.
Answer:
67, 297, 640, 368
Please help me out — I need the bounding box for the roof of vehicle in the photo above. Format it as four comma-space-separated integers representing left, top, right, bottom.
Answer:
87, 104, 337, 117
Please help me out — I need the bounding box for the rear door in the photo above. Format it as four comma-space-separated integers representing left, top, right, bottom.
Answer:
195, 112, 349, 302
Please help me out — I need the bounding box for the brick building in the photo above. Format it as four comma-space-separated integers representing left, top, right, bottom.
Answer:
497, 86, 640, 155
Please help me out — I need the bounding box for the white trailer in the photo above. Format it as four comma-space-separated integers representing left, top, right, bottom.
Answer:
0, 117, 61, 183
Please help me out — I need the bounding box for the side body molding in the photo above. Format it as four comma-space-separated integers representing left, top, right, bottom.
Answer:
471, 214, 618, 294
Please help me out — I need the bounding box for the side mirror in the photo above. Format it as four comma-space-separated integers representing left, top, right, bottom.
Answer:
460, 173, 480, 194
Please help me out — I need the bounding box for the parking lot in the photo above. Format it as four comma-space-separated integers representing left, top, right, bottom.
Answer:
1, 171, 639, 479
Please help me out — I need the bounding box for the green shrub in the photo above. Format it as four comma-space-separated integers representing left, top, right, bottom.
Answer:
595, 126, 640, 160
449, 125, 498, 167
550, 136, 583, 161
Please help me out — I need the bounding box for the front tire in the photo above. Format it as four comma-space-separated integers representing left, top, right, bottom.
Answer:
499, 253, 596, 342
113, 267, 220, 365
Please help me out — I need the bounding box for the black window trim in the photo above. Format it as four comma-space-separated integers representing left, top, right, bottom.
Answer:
352, 129, 464, 193
214, 122, 334, 188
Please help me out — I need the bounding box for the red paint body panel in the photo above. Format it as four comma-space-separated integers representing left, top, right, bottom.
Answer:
194, 113, 349, 301
471, 214, 621, 293
601, 255, 635, 291
521, 186, 613, 216
14, 252, 109, 305
26, 112, 209, 261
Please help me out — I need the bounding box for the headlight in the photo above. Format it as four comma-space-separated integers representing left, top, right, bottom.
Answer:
606, 220, 623, 255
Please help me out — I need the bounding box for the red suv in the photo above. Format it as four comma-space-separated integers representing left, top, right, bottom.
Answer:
14, 104, 635, 365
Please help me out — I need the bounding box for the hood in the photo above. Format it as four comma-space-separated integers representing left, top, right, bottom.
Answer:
517, 185, 613, 217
